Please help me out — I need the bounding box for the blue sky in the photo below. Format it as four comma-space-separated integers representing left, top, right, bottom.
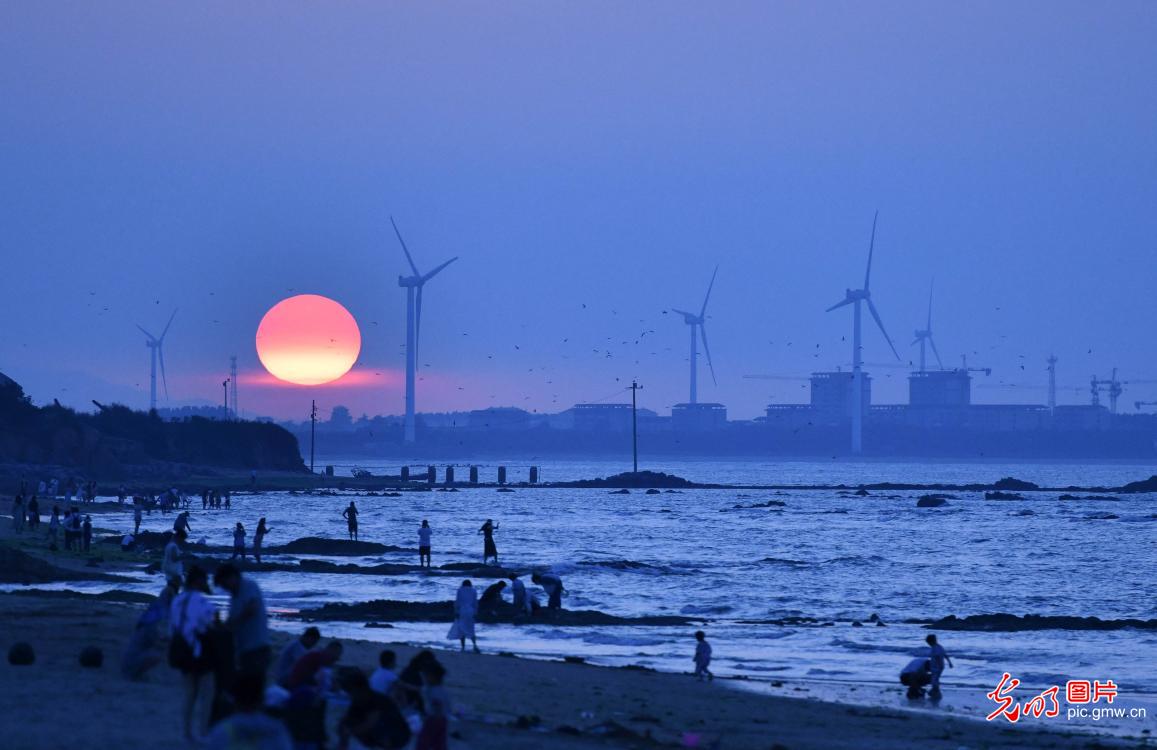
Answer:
1, 2, 1155, 420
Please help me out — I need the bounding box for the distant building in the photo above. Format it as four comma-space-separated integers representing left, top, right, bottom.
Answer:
809, 371, 871, 420
467, 407, 535, 430
671, 402, 727, 431
570, 403, 658, 432
909, 370, 971, 408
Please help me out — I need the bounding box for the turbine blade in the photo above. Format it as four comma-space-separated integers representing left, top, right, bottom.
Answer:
911, 337, 921, 347
700, 324, 717, 386
158, 346, 169, 399
825, 298, 853, 313
671, 308, 695, 318
929, 335, 944, 369
390, 216, 421, 276
864, 210, 879, 291
699, 265, 719, 319
421, 256, 458, 283
414, 285, 423, 365
160, 308, 178, 341
866, 299, 900, 360
136, 324, 155, 341
926, 280, 934, 331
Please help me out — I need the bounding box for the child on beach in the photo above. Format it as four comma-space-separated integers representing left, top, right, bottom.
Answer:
416, 661, 451, 750
82, 515, 92, 552
926, 634, 953, 698
693, 630, 714, 682
232, 522, 246, 560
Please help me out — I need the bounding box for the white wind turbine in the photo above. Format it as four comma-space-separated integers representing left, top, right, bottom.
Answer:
391, 217, 458, 444
912, 281, 943, 372
671, 266, 719, 404
136, 309, 177, 413
825, 212, 900, 453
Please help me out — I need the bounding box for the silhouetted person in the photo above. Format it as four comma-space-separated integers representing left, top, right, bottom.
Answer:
343, 502, 359, 541
418, 519, 432, 567
479, 519, 498, 564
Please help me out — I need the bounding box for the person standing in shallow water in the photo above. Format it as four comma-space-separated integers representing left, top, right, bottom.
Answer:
253, 517, 270, 563
478, 519, 499, 565
343, 502, 359, 541
418, 520, 432, 568
232, 522, 247, 560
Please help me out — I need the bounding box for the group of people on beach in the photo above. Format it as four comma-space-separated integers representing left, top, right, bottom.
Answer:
122, 562, 452, 749
10, 492, 94, 552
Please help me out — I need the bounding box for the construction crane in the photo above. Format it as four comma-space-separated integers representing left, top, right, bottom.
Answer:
1135, 401, 1157, 412
1090, 368, 1124, 413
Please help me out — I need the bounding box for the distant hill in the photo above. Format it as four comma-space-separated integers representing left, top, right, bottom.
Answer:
0, 372, 305, 477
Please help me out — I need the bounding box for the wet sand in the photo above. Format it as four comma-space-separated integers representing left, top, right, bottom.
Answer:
0, 592, 1143, 750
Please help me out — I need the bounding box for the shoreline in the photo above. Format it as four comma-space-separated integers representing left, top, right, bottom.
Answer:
0, 592, 1145, 749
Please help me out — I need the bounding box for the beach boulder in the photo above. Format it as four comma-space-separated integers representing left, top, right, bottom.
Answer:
8, 642, 35, 666
79, 646, 104, 668
916, 495, 948, 508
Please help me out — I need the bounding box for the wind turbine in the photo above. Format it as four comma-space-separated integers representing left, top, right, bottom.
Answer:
391, 217, 458, 444
136, 309, 177, 413
912, 281, 943, 372
671, 266, 719, 404
825, 212, 899, 454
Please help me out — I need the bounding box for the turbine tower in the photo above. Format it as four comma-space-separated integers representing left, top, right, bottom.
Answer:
136, 309, 177, 413
671, 266, 719, 404
911, 281, 942, 372
825, 212, 900, 454
391, 217, 458, 444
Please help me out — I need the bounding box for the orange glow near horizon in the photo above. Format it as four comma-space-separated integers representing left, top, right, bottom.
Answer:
255, 294, 361, 386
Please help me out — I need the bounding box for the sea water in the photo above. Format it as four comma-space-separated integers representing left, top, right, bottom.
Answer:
25, 458, 1157, 735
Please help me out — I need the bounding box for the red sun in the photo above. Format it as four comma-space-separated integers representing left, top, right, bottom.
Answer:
255, 294, 361, 385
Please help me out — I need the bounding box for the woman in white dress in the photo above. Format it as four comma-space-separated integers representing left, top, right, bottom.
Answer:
452, 580, 480, 653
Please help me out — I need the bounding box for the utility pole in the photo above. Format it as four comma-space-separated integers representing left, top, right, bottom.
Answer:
629, 380, 642, 474
230, 356, 238, 420
310, 399, 318, 474
222, 379, 230, 419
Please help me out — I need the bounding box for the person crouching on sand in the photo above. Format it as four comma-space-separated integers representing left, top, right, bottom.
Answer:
693, 630, 714, 682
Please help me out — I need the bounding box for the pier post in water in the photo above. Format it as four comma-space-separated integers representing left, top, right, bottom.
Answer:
401, 466, 410, 482
445, 466, 455, 484
469, 465, 479, 484
498, 465, 507, 485
426, 465, 436, 484
529, 466, 539, 484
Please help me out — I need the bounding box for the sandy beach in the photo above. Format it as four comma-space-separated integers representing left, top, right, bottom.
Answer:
0, 589, 1142, 750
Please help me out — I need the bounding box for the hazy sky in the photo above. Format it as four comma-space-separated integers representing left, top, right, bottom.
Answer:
2, 2, 1156, 421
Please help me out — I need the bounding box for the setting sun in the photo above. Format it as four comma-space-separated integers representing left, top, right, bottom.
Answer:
255, 294, 361, 385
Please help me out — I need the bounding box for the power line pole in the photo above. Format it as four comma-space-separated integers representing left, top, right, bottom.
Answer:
310, 399, 318, 474
629, 380, 642, 474
230, 355, 238, 420
222, 379, 230, 419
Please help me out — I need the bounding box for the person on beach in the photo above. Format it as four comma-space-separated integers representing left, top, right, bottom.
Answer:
370, 649, 398, 697
170, 566, 217, 743
479, 580, 507, 615
27, 494, 39, 529
204, 671, 292, 750
232, 522, 247, 560
478, 519, 499, 565
174, 510, 192, 535
693, 630, 714, 682
416, 660, 451, 750
509, 574, 529, 616
214, 563, 271, 676
47, 505, 61, 548
900, 656, 932, 699
337, 669, 411, 750
82, 514, 92, 552
118, 485, 126, 505
451, 580, 480, 653
532, 572, 564, 611
163, 530, 186, 581
395, 650, 441, 713
343, 502, 359, 541
65, 508, 81, 550
418, 519, 432, 568
122, 576, 180, 680
926, 634, 953, 699
121, 531, 135, 552
224, 490, 231, 510
274, 626, 320, 687
286, 640, 343, 691
133, 498, 143, 535
11, 494, 25, 534
253, 517, 270, 563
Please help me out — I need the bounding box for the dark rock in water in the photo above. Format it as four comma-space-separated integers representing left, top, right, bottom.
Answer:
868, 613, 881, 623
300, 599, 696, 627
645, 489, 660, 495
734, 499, 786, 509
1058, 494, 1120, 502
563, 656, 585, 664
1118, 474, 1157, 493
513, 715, 541, 729
876, 620, 887, 627
1083, 512, 1119, 520
916, 496, 948, 508
609, 489, 630, 495
8, 642, 34, 665
851, 620, 863, 627
854, 488, 869, 497
563, 471, 698, 489
993, 477, 1039, 491
929, 613, 1157, 632
79, 646, 103, 668
1013, 509, 1035, 516
1, 589, 154, 605
0, 547, 133, 584
364, 622, 394, 629
269, 537, 406, 556
496, 488, 515, 493
985, 491, 1025, 500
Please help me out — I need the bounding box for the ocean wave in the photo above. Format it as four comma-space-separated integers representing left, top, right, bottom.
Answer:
760, 557, 810, 568
583, 633, 668, 647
